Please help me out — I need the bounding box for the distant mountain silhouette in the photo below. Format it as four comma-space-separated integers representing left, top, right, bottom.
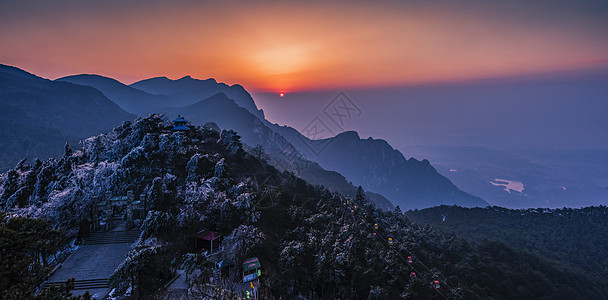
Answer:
273, 128, 488, 209
57, 74, 175, 115
0, 64, 135, 170
130, 76, 266, 120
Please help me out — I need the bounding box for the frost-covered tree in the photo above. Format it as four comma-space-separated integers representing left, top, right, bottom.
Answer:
31, 161, 56, 205
218, 130, 242, 156
0, 169, 19, 208
63, 142, 72, 158
222, 225, 265, 264
186, 153, 201, 182
109, 237, 170, 299
139, 210, 174, 241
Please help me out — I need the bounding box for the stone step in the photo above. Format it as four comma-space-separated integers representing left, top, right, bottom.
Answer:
42, 278, 109, 290
86, 232, 139, 239
86, 235, 138, 241
85, 239, 138, 245
86, 234, 139, 241
88, 230, 139, 237
85, 230, 140, 245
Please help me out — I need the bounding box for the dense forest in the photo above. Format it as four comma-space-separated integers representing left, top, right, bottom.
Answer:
1, 115, 606, 299
407, 205, 608, 297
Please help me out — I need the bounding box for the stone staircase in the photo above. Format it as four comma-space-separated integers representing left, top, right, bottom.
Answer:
41, 219, 140, 298
42, 278, 109, 290
84, 230, 140, 245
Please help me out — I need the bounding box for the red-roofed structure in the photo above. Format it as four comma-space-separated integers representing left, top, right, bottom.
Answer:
196, 229, 222, 253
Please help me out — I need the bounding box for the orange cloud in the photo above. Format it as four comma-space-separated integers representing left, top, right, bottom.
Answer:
1, 1, 606, 92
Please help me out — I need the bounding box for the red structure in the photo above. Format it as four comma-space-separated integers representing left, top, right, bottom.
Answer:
432, 280, 440, 290
196, 229, 222, 253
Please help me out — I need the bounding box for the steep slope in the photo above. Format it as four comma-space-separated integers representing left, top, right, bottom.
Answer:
273, 127, 488, 210
0, 64, 135, 171
170, 93, 394, 210
131, 76, 265, 120
57, 74, 175, 115
172, 93, 280, 155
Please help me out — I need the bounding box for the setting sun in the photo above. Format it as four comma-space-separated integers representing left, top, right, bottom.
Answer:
1, 1, 606, 92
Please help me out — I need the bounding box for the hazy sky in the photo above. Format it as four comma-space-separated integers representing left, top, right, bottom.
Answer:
1, 0, 607, 92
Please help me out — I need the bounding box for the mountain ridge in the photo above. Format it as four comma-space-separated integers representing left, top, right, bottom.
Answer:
271, 123, 488, 209
130, 75, 266, 121
57, 74, 175, 115
6, 64, 487, 209
0, 64, 136, 171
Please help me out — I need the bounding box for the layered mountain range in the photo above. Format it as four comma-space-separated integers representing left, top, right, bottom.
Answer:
0, 64, 487, 209
0, 65, 135, 171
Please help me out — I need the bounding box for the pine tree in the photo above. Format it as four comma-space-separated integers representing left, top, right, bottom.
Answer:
0, 169, 19, 207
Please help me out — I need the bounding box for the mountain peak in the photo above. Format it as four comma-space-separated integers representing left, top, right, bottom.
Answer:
58, 74, 122, 85
0, 64, 39, 80
176, 75, 219, 84
206, 92, 230, 100
335, 130, 360, 140
130, 75, 263, 120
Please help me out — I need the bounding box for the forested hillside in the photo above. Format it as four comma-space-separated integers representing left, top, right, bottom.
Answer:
1, 115, 605, 299
407, 205, 608, 297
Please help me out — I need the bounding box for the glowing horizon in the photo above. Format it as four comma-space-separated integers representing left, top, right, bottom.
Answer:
1, 0, 607, 93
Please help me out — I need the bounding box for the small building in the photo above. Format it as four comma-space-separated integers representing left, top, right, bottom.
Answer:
196, 230, 222, 253
242, 257, 262, 283
216, 259, 234, 279
172, 115, 190, 131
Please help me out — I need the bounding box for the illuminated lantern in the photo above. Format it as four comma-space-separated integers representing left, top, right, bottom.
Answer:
388, 237, 393, 245
374, 223, 378, 230
410, 272, 416, 279
373, 232, 376, 236
408, 256, 413, 264
432, 280, 440, 290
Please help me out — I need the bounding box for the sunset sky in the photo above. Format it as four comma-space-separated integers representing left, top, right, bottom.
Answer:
1, 0, 607, 92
